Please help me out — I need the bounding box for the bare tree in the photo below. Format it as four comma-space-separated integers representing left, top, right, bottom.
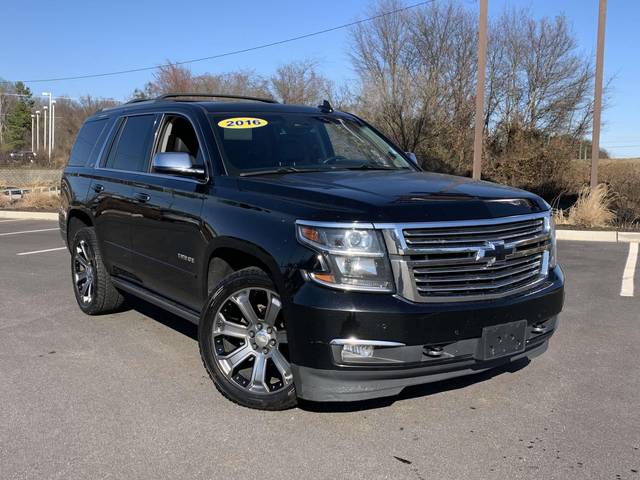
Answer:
269, 59, 333, 105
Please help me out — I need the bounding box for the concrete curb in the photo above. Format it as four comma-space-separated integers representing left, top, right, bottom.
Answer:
557, 229, 640, 243
0, 210, 58, 220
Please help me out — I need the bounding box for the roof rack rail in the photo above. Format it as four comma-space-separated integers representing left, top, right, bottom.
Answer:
156, 93, 279, 104
124, 97, 152, 104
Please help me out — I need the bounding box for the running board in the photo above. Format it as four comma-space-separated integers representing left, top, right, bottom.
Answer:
111, 277, 200, 324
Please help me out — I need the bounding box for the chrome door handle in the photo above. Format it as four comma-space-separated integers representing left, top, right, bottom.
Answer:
134, 192, 150, 203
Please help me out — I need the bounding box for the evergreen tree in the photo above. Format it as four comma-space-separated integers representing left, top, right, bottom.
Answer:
5, 82, 34, 151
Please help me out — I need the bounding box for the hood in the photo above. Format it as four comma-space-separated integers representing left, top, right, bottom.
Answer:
236, 170, 548, 223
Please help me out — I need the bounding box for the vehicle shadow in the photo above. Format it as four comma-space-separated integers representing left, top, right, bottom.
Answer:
122, 295, 531, 414
123, 294, 198, 340
298, 358, 531, 413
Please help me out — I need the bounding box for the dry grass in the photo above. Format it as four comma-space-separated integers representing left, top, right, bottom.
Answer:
555, 184, 615, 228
555, 159, 640, 228
0, 190, 60, 211
18, 191, 60, 210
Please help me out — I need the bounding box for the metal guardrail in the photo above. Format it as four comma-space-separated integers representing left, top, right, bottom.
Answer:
1, 186, 61, 200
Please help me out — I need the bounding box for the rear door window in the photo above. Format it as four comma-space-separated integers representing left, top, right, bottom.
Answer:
104, 114, 156, 172
68, 119, 107, 166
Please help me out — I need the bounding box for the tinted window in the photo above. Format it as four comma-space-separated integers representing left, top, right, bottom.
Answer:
68, 119, 107, 166
210, 114, 410, 175
105, 115, 156, 171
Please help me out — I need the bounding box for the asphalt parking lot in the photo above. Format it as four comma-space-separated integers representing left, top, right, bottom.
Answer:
1, 219, 638, 480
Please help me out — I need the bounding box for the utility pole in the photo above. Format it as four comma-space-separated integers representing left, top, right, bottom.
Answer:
472, 0, 488, 180
31, 114, 35, 153
35, 111, 40, 152
591, 0, 607, 189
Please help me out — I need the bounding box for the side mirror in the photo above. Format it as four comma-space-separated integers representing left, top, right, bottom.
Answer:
405, 152, 419, 166
152, 152, 205, 179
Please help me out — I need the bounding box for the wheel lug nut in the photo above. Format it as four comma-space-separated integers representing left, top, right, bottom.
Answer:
270, 339, 276, 346
262, 348, 269, 354
257, 323, 263, 330
252, 343, 257, 350
249, 331, 255, 338
266, 327, 273, 334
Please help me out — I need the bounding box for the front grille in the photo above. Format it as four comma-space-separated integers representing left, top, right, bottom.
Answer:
384, 214, 552, 302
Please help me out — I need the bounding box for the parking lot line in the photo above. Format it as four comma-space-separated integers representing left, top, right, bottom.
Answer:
16, 247, 67, 256
620, 242, 638, 297
0, 228, 59, 237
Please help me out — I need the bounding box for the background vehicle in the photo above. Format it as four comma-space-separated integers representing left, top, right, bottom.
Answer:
60, 94, 564, 410
9, 151, 36, 163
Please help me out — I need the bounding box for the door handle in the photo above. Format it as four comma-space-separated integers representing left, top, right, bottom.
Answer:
134, 192, 150, 203
93, 184, 104, 193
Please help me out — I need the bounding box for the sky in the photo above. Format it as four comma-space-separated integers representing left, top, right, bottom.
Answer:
2, 0, 638, 157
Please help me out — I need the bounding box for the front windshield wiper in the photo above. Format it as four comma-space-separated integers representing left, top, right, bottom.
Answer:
240, 166, 329, 177
342, 164, 410, 171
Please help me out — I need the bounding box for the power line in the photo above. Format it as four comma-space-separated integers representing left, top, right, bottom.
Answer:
7, 1, 433, 84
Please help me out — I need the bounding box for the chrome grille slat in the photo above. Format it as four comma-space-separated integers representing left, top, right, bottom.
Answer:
414, 261, 541, 283
404, 226, 543, 246
403, 219, 543, 237
415, 269, 540, 293
387, 212, 551, 302
413, 253, 541, 274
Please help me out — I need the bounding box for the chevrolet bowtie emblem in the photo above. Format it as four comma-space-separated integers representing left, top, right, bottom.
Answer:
475, 240, 514, 267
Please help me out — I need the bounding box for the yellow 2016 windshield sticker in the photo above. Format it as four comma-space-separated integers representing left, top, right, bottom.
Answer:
218, 117, 268, 129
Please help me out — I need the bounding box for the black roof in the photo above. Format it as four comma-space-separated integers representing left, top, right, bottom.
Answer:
96, 94, 336, 117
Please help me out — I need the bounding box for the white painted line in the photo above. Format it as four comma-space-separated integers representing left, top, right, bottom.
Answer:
0, 228, 59, 237
17, 246, 67, 256
620, 242, 638, 297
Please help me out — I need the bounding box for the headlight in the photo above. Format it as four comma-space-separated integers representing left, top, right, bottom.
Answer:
544, 212, 557, 269
296, 222, 394, 292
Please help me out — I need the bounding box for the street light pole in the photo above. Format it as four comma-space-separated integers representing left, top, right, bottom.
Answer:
35, 111, 40, 152
31, 114, 35, 153
590, 0, 607, 189
43, 106, 48, 157
51, 100, 56, 153
42, 92, 53, 164
472, 0, 488, 180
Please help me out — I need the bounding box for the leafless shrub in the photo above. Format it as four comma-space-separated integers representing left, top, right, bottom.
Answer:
557, 184, 615, 228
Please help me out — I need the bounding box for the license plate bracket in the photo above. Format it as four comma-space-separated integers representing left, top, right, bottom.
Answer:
478, 320, 527, 361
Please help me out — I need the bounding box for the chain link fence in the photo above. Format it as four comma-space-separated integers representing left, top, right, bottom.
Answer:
0, 168, 62, 188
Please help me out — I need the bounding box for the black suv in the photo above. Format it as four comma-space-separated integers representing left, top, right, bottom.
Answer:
60, 93, 564, 410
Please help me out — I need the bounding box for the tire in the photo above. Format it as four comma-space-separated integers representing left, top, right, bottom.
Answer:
70, 227, 125, 315
199, 267, 297, 410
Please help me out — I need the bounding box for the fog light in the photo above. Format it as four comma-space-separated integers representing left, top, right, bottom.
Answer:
341, 344, 374, 360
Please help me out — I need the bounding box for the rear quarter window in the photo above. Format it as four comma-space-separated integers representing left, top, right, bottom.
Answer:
68, 119, 108, 167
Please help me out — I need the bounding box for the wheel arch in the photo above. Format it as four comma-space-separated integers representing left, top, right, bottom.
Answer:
66, 208, 94, 247
202, 238, 285, 299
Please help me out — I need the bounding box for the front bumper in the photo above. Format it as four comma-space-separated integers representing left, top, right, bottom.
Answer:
293, 330, 551, 402
286, 266, 564, 402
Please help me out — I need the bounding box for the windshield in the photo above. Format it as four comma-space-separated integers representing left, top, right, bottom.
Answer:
210, 113, 413, 175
